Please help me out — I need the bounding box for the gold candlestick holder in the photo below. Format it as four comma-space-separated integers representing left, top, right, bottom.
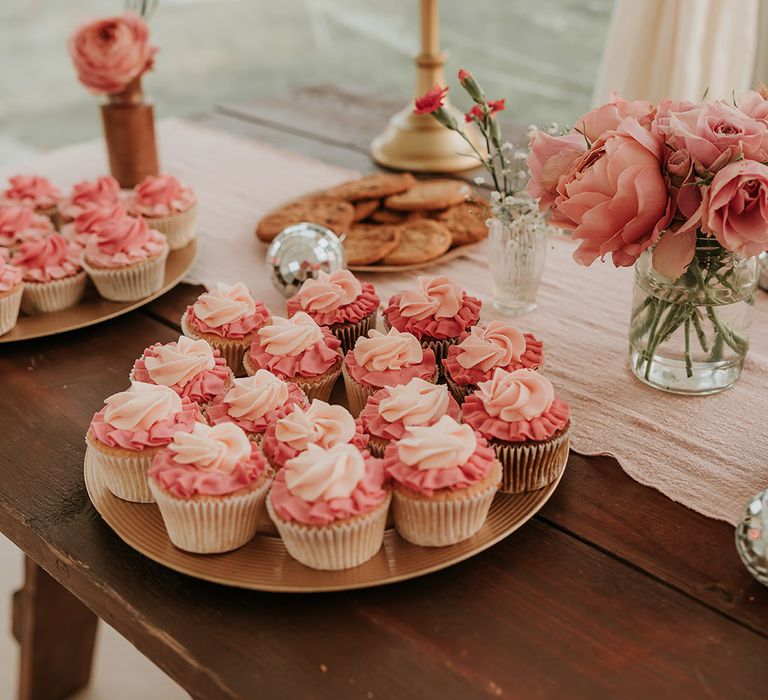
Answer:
371, 0, 485, 173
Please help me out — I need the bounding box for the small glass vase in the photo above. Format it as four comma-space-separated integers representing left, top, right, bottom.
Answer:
628, 241, 758, 395
487, 199, 549, 315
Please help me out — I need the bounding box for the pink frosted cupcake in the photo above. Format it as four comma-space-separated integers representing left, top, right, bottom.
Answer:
148, 422, 273, 553
443, 321, 544, 403
360, 378, 460, 457
243, 312, 342, 401
342, 328, 438, 416
11, 233, 86, 314
2, 175, 62, 225
383, 275, 481, 365
384, 415, 501, 547
59, 175, 121, 223
0, 251, 23, 335
81, 214, 169, 301
262, 399, 368, 470
130, 335, 233, 405
0, 205, 54, 249
205, 369, 309, 442
181, 282, 271, 376
61, 203, 127, 246
286, 269, 380, 353
462, 368, 570, 493
86, 381, 201, 503
127, 174, 198, 250
267, 442, 390, 570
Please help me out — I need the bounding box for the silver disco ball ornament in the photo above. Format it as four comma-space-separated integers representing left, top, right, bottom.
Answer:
736, 489, 768, 587
266, 222, 346, 297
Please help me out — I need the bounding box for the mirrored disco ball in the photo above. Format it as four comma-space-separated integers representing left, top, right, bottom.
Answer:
736, 489, 768, 587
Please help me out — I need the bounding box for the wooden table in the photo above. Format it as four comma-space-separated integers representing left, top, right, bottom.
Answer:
2, 86, 767, 700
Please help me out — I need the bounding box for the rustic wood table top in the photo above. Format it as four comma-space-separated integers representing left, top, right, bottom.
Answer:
1, 85, 767, 700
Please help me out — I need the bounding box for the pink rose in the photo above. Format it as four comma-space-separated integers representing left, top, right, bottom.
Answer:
573, 92, 654, 143
651, 229, 697, 280
551, 118, 672, 267
737, 90, 768, 123
68, 12, 157, 95
701, 160, 768, 257
525, 131, 586, 209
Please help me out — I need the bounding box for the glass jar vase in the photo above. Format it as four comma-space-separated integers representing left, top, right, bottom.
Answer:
628, 241, 758, 395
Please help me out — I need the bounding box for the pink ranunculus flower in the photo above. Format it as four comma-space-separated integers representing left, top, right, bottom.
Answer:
525, 131, 586, 209
573, 92, 655, 143
701, 160, 768, 257
550, 117, 673, 267
68, 12, 157, 95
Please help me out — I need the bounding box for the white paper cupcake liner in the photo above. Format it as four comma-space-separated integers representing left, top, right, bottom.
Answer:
267, 493, 391, 570
422, 336, 459, 376
490, 430, 570, 494
0, 285, 23, 335
145, 204, 198, 251
83, 248, 168, 302
293, 366, 342, 403
392, 465, 500, 547
445, 374, 473, 404
333, 310, 377, 355
149, 476, 271, 554
20, 272, 87, 315
85, 436, 155, 503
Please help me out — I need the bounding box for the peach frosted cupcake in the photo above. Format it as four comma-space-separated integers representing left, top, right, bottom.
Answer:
342, 328, 438, 416
462, 368, 570, 493
383, 275, 481, 365
130, 335, 233, 405
81, 214, 168, 301
359, 378, 460, 457
2, 175, 62, 225
0, 205, 54, 249
11, 233, 86, 314
0, 251, 23, 335
61, 202, 127, 246
205, 369, 309, 442
267, 442, 390, 570
181, 282, 271, 376
127, 174, 198, 250
148, 422, 272, 554
443, 321, 544, 403
243, 312, 342, 401
86, 382, 200, 503
384, 415, 500, 547
58, 175, 121, 223
262, 399, 368, 471
286, 269, 380, 353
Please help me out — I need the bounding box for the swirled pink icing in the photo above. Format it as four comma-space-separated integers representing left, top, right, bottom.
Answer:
185, 282, 271, 339
384, 416, 497, 496
286, 271, 380, 326
269, 444, 387, 525
3, 175, 61, 210
128, 174, 197, 217
61, 203, 128, 245
246, 313, 342, 379
0, 250, 22, 293
131, 336, 231, 404
462, 368, 570, 442
11, 234, 82, 283
0, 205, 54, 248
59, 176, 121, 220
205, 371, 308, 435
443, 326, 544, 386
89, 381, 200, 451
149, 423, 269, 498
360, 379, 460, 441
84, 214, 167, 268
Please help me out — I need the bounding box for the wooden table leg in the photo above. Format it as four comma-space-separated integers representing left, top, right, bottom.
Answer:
12, 556, 98, 700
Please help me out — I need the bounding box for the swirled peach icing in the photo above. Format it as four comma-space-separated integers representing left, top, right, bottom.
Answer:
0, 250, 22, 293
11, 234, 82, 283
3, 175, 61, 210
84, 214, 167, 268
60, 176, 121, 219
286, 270, 380, 325
129, 174, 197, 217
186, 282, 271, 339
62, 203, 128, 245
0, 205, 54, 248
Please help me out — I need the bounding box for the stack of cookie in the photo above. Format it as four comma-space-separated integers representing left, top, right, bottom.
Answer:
255, 173, 489, 268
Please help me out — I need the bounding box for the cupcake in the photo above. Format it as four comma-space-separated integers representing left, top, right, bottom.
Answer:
261, 399, 368, 471
81, 214, 169, 302
148, 422, 272, 554
384, 415, 501, 547
462, 368, 570, 493
180, 282, 271, 376
359, 378, 460, 457
61, 203, 128, 246
0, 251, 23, 335
130, 335, 233, 405
0, 205, 54, 249
85, 381, 200, 503
2, 175, 62, 225
11, 234, 86, 314
383, 275, 481, 366
59, 175, 121, 223
243, 312, 342, 401
342, 328, 438, 416
205, 369, 308, 442
443, 321, 544, 403
267, 442, 390, 570
127, 174, 198, 250
286, 269, 380, 353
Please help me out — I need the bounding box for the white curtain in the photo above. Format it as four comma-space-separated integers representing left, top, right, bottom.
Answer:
594, 0, 759, 105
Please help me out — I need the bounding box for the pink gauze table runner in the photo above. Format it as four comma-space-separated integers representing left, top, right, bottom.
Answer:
8, 118, 768, 525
